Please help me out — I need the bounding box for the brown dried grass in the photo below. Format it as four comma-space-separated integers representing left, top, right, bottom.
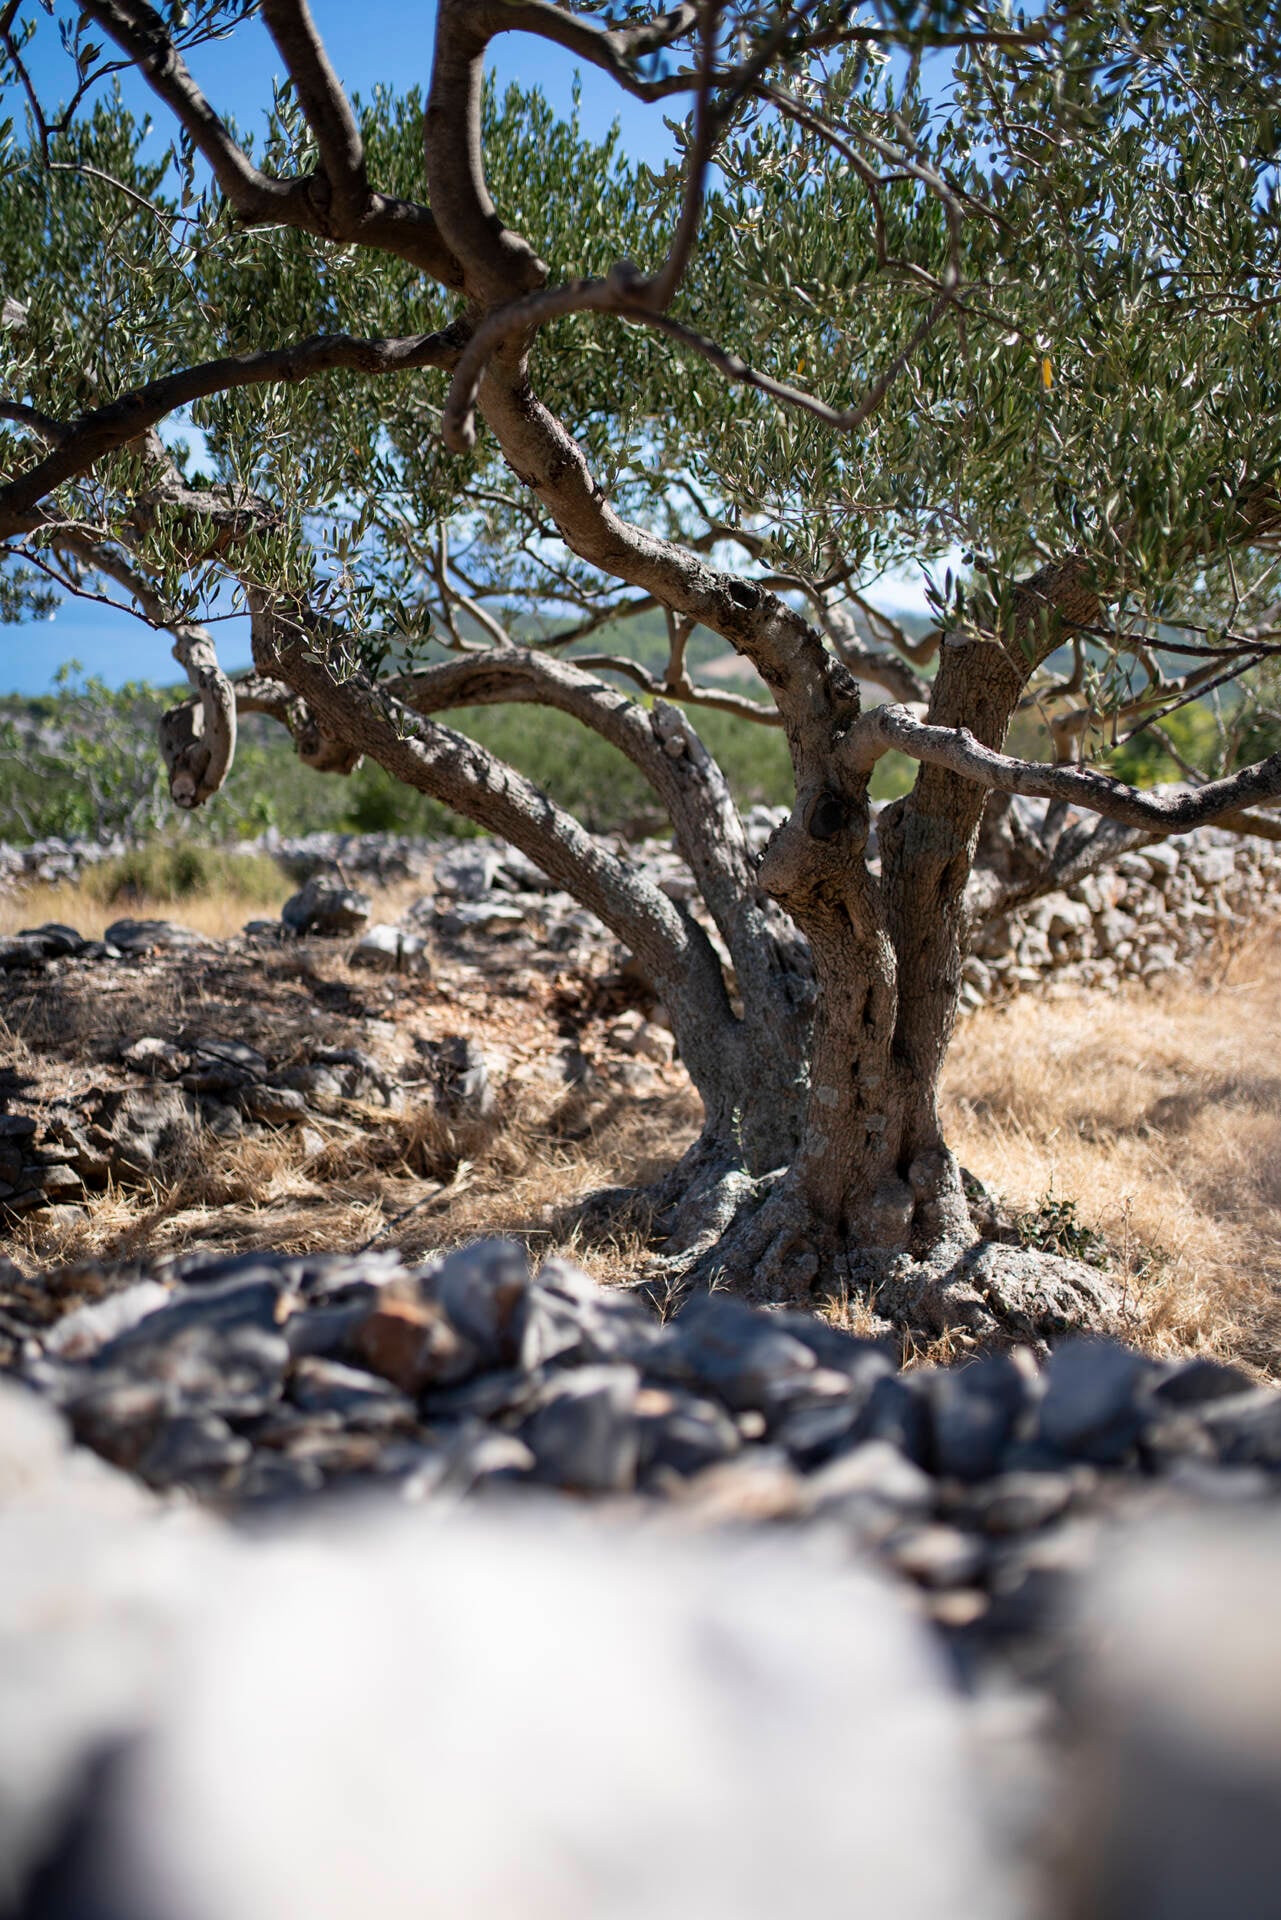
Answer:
0, 873, 432, 944
943, 929, 1281, 1371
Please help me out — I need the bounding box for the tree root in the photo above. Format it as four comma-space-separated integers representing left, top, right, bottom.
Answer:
842, 1239, 1123, 1355
564, 1147, 1121, 1351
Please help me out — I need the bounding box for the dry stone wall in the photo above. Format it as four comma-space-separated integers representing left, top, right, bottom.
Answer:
5, 807, 1280, 1012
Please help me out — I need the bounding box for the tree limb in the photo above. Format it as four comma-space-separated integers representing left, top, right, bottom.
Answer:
80, 0, 462, 281
851, 703, 1281, 832
0, 327, 464, 534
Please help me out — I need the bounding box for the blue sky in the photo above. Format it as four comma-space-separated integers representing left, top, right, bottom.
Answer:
1, 3, 934, 696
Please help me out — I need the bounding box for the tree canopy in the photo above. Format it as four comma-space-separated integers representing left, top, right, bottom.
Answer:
3, 0, 1281, 1332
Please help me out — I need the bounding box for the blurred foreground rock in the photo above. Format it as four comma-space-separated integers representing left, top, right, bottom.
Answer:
1063, 1514, 1281, 1920
1, 1369, 1007, 1920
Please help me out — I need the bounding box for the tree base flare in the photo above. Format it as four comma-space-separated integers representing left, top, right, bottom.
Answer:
840, 1239, 1123, 1354
638, 1171, 1121, 1349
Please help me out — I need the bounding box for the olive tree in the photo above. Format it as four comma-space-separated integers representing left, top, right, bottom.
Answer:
3, 0, 1281, 1339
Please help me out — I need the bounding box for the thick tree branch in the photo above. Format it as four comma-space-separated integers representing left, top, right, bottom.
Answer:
80, 0, 462, 282
253, 593, 751, 1094
385, 645, 773, 964
0, 327, 463, 534
259, 0, 368, 227
425, 0, 549, 303
852, 703, 1281, 832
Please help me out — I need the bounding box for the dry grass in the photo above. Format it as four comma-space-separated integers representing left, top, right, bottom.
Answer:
9, 1076, 700, 1296
0, 877, 291, 943
943, 930, 1281, 1371
0, 871, 443, 945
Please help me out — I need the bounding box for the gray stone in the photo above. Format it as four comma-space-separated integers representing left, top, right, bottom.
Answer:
281, 878, 372, 937
104, 1275, 289, 1348
421, 1367, 547, 1423
771, 1397, 866, 1466
289, 1358, 417, 1431
89, 1083, 202, 1182
418, 1033, 496, 1117
276, 1063, 346, 1103
26, 1161, 82, 1199
522, 1365, 641, 1492
805, 1439, 935, 1536
60, 1308, 290, 1443
960, 1471, 1077, 1535
423, 1238, 530, 1364
516, 1260, 662, 1372
929, 1354, 1029, 1481
636, 1384, 742, 1480
435, 1425, 536, 1493
136, 1412, 252, 1492
351, 923, 428, 971
857, 1372, 932, 1466
104, 918, 211, 954
0, 933, 53, 970
183, 1035, 270, 1091
1153, 1356, 1256, 1408
42, 1282, 173, 1362
1201, 1388, 1281, 1468
61, 1511, 1002, 1920
650, 1292, 819, 1412
432, 841, 504, 899
243, 1083, 310, 1126
770, 1313, 896, 1384
284, 1299, 378, 1360
1037, 1338, 1152, 1464
25, 922, 87, 958
434, 899, 529, 936
120, 1034, 190, 1077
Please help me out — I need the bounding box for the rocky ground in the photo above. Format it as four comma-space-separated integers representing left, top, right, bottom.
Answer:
3, 816, 1281, 1916
0, 835, 691, 1280
3, 1236, 1281, 1917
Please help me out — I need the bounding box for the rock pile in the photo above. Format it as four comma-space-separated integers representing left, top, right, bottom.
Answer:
962, 826, 1281, 1007
11, 1239, 1278, 1633
4, 1238, 1281, 1918
7, 803, 1280, 1020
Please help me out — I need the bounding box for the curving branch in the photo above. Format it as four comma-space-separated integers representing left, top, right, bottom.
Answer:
259, 0, 368, 227
0, 326, 463, 535
250, 592, 756, 1100
441, 274, 952, 456
159, 624, 238, 808
818, 601, 930, 704
571, 649, 781, 725
849, 702, 1281, 833
80, 0, 461, 281
384, 644, 770, 959
0, 398, 66, 444
49, 523, 237, 806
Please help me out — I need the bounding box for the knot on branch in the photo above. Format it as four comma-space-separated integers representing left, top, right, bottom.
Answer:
295, 712, 363, 775
160, 626, 237, 809
157, 699, 214, 810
